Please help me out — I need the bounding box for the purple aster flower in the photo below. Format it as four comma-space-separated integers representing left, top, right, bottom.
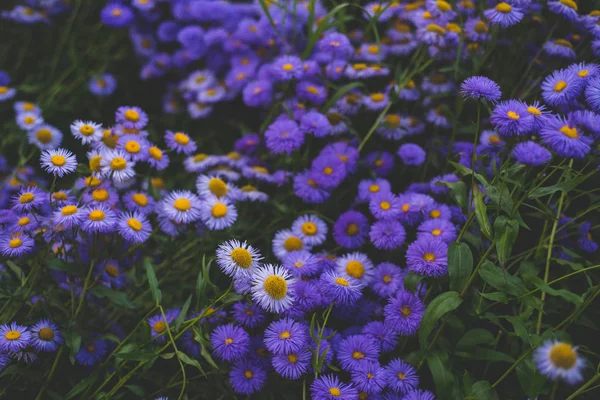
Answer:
0, 323, 31, 353
318, 32, 353, 58
264, 317, 307, 355
229, 358, 267, 395
484, 2, 524, 27
585, 76, 600, 112
541, 68, 583, 107
310, 154, 347, 189
283, 250, 321, 278
429, 173, 459, 195
293, 170, 330, 204
548, 0, 579, 21
100, 3, 134, 28
30, 319, 63, 352
539, 116, 592, 159
243, 80, 273, 107
160, 190, 202, 224
337, 334, 379, 371
115, 106, 148, 130
89, 73, 117, 96
578, 222, 598, 253
147, 309, 179, 344
210, 324, 250, 362
460, 76, 501, 101
319, 270, 363, 305
333, 210, 369, 249
417, 219, 457, 243
383, 290, 425, 335
351, 360, 386, 394
11, 186, 46, 213
543, 39, 576, 60
297, 81, 327, 105
406, 237, 448, 277
371, 262, 404, 298
81, 204, 117, 233
511, 141, 552, 166
384, 358, 420, 394
311, 374, 359, 400
270, 55, 304, 82
264, 119, 305, 155
76, 338, 108, 366
117, 211, 152, 243
490, 100, 535, 136
300, 111, 332, 137
362, 321, 398, 353
0, 233, 35, 257
231, 302, 266, 329
322, 141, 360, 173
357, 178, 392, 203
164, 130, 197, 155
363, 92, 390, 111
286, 280, 322, 318
272, 348, 311, 380
370, 220, 406, 250
397, 144, 426, 166
366, 151, 395, 176
403, 389, 436, 400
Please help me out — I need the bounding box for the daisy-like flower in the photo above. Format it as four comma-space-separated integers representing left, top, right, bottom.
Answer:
548, 0, 579, 21
117, 211, 152, 243
384, 358, 420, 394
484, 2, 524, 27
264, 317, 307, 355
291, 214, 328, 246
539, 116, 592, 159
161, 190, 202, 224
383, 290, 426, 335
283, 250, 321, 278
11, 186, 46, 213
216, 239, 262, 278
333, 210, 369, 249
0, 323, 31, 353
115, 106, 148, 130
147, 309, 179, 344
351, 360, 386, 395
489, 99, 534, 136
272, 229, 311, 260
40, 148, 77, 177
0, 233, 35, 257
272, 348, 311, 380
184, 153, 218, 173
460, 76, 502, 101
311, 374, 359, 400
30, 319, 63, 352
512, 141, 552, 166
319, 270, 362, 305
543, 39, 576, 60
585, 76, 600, 112
117, 134, 149, 161
100, 149, 136, 183
196, 175, 239, 200
53, 204, 85, 228
417, 219, 457, 243
338, 335, 380, 371
534, 340, 585, 385
123, 191, 155, 214
200, 196, 238, 230
403, 389, 437, 400
27, 124, 63, 150
369, 220, 407, 250
251, 264, 295, 313
76, 338, 108, 366
14, 101, 41, 115
264, 119, 305, 155
70, 120, 103, 144
406, 237, 448, 277
231, 302, 266, 329
336, 252, 375, 286
369, 192, 402, 220
270, 55, 304, 82
17, 112, 43, 130
210, 323, 250, 362
239, 185, 269, 202
81, 204, 117, 233
89, 73, 117, 96
541, 68, 582, 106
165, 130, 197, 155
145, 145, 170, 170
229, 358, 267, 395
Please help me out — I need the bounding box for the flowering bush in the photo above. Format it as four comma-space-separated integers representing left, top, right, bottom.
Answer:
0, 0, 599, 399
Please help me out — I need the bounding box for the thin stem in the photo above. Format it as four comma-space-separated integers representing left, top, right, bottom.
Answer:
566, 374, 600, 400
460, 243, 495, 298
35, 346, 64, 400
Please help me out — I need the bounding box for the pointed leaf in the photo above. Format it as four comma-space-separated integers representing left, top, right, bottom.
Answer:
144, 258, 161, 305
494, 216, 519, 266
448, 242, 473, 292
419, 291, 463, 350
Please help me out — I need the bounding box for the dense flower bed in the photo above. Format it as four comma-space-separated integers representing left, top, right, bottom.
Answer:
0, 0, 599, 399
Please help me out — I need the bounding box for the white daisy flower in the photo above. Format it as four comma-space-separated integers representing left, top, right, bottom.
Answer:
40, 148, 77, 177
335, 252, 375, 286
100, 149, 136, 183
200, 196, 238, 230
534, 340, 585, 385
17, 112, 43, 130
27, 124, 63, 150
251, 264, 295, 313
183, 153, 219, 173
239, 185, 269, 202
196, 174, 240, 200
291, 214, 328, 246
272, 229, 311, 260
160, 190, 202, 224
215, 239, 263, 278
70, 120, 103, 144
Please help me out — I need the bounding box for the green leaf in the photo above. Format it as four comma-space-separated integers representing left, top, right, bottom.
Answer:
321, 82, 364, 112
6, 261, 25, 286
426, 352, 454, 399
458, 347, 515, 363
479, 291, 508, 304
450, 162, 488, 186
91, 286, 135, 309
196, 268, 206, 303
448, 242, 473, 292
124, 385, 145, 396
66, 374, 96, 399
522, 274, 582, 304
174, 295, 192, 330
473, 185, 492, 238
456, 329, 495, 351
516, 359, 546, 400
144, 258, 162, 305
440, 180, 468, 210
529, 170, 595, 199
471, 380, 498, 400
116, 351, 157, 361
65, 331, 81, 365
504, 316, 533, 347
196, 330, 219, 370
178, 351, 206, 375
403, 272, 425, 293
419, 291, 463, 350
47, 258, 83, 277
479, 261, 527, 296
494, 216, 519, 266
484, 184, 514, 216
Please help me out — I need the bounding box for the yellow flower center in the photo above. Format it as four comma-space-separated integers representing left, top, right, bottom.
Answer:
474, 21, 488, 34
132, 193, 148, 206
527, 106, 542, 116
495, 2, 512, 13
125, 141, 141, 154
19, 192, 35, 204
89, 155, 102, 172
346, 223, 359, 236
368, 184, 380, 193
89, 210, 105, 221
371, 93, 384, 102
5, 330, 21, 340
153, 321, 166, 333
112, 8, 122, 16
124, 109, 140, 122
0, 87, 8, 94
432, 229, 442, 236
384, 115, 400, 127
287, 354, 298, 363
147, 146, 162, 160
352, 351, 365, 360
423, 252, 436, 262
231, 248, 253, 268
86, 176, 103, 187
307, 86, 320, 95
36, 128, 52, 144
554, 80, 567, 92
578, 69, 589, 78
283, 236, 303, 252
18, 216, 30, 226
211, 203, 228, 218
489, 135, 501, 144
368, 45, 380, 55
401, 305, 412, 318
282, 63, 294, 71
507, 111, 520, 120
437, 0, 451, 11
208, 178, 228, 197
323, 167, 333, 175
151, 177, 165, 189
301, 222, 317, 235
430, 210, 441, 218
39, 327, 54, 341
174, 132, 190, 145
279, 331, 291, 339
105, 264, 119, 278
398, 372, 406, 379
329, 388, 341, 397
346, 261, 364, 279
102, 130, 119, 148
9, 238, 22, 248
174, 198, 191, 211
380, 201, 391, 210
383, 274, 392, 283
554, 39, 572, 48
127, 218, 143, 231
50, 155, 66, 167
559, 125, 579, 139
244, 370, 253, 379
110, 157, 127, 171
194, 153, 208, 162
426, 24, 446, 35
559, 0, 577, 10
241, 185, 256, 192
61, 205, 78, 216
263, 275, 287, 299
335, 277, 350, 286
79, 125, 95, 136
92, 189, 109, 202
549, 342, 577, 368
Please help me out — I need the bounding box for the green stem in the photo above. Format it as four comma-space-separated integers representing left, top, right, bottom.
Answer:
460, 243, 495, 298
34, 347, 64, 400
565, 374, 600, 400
